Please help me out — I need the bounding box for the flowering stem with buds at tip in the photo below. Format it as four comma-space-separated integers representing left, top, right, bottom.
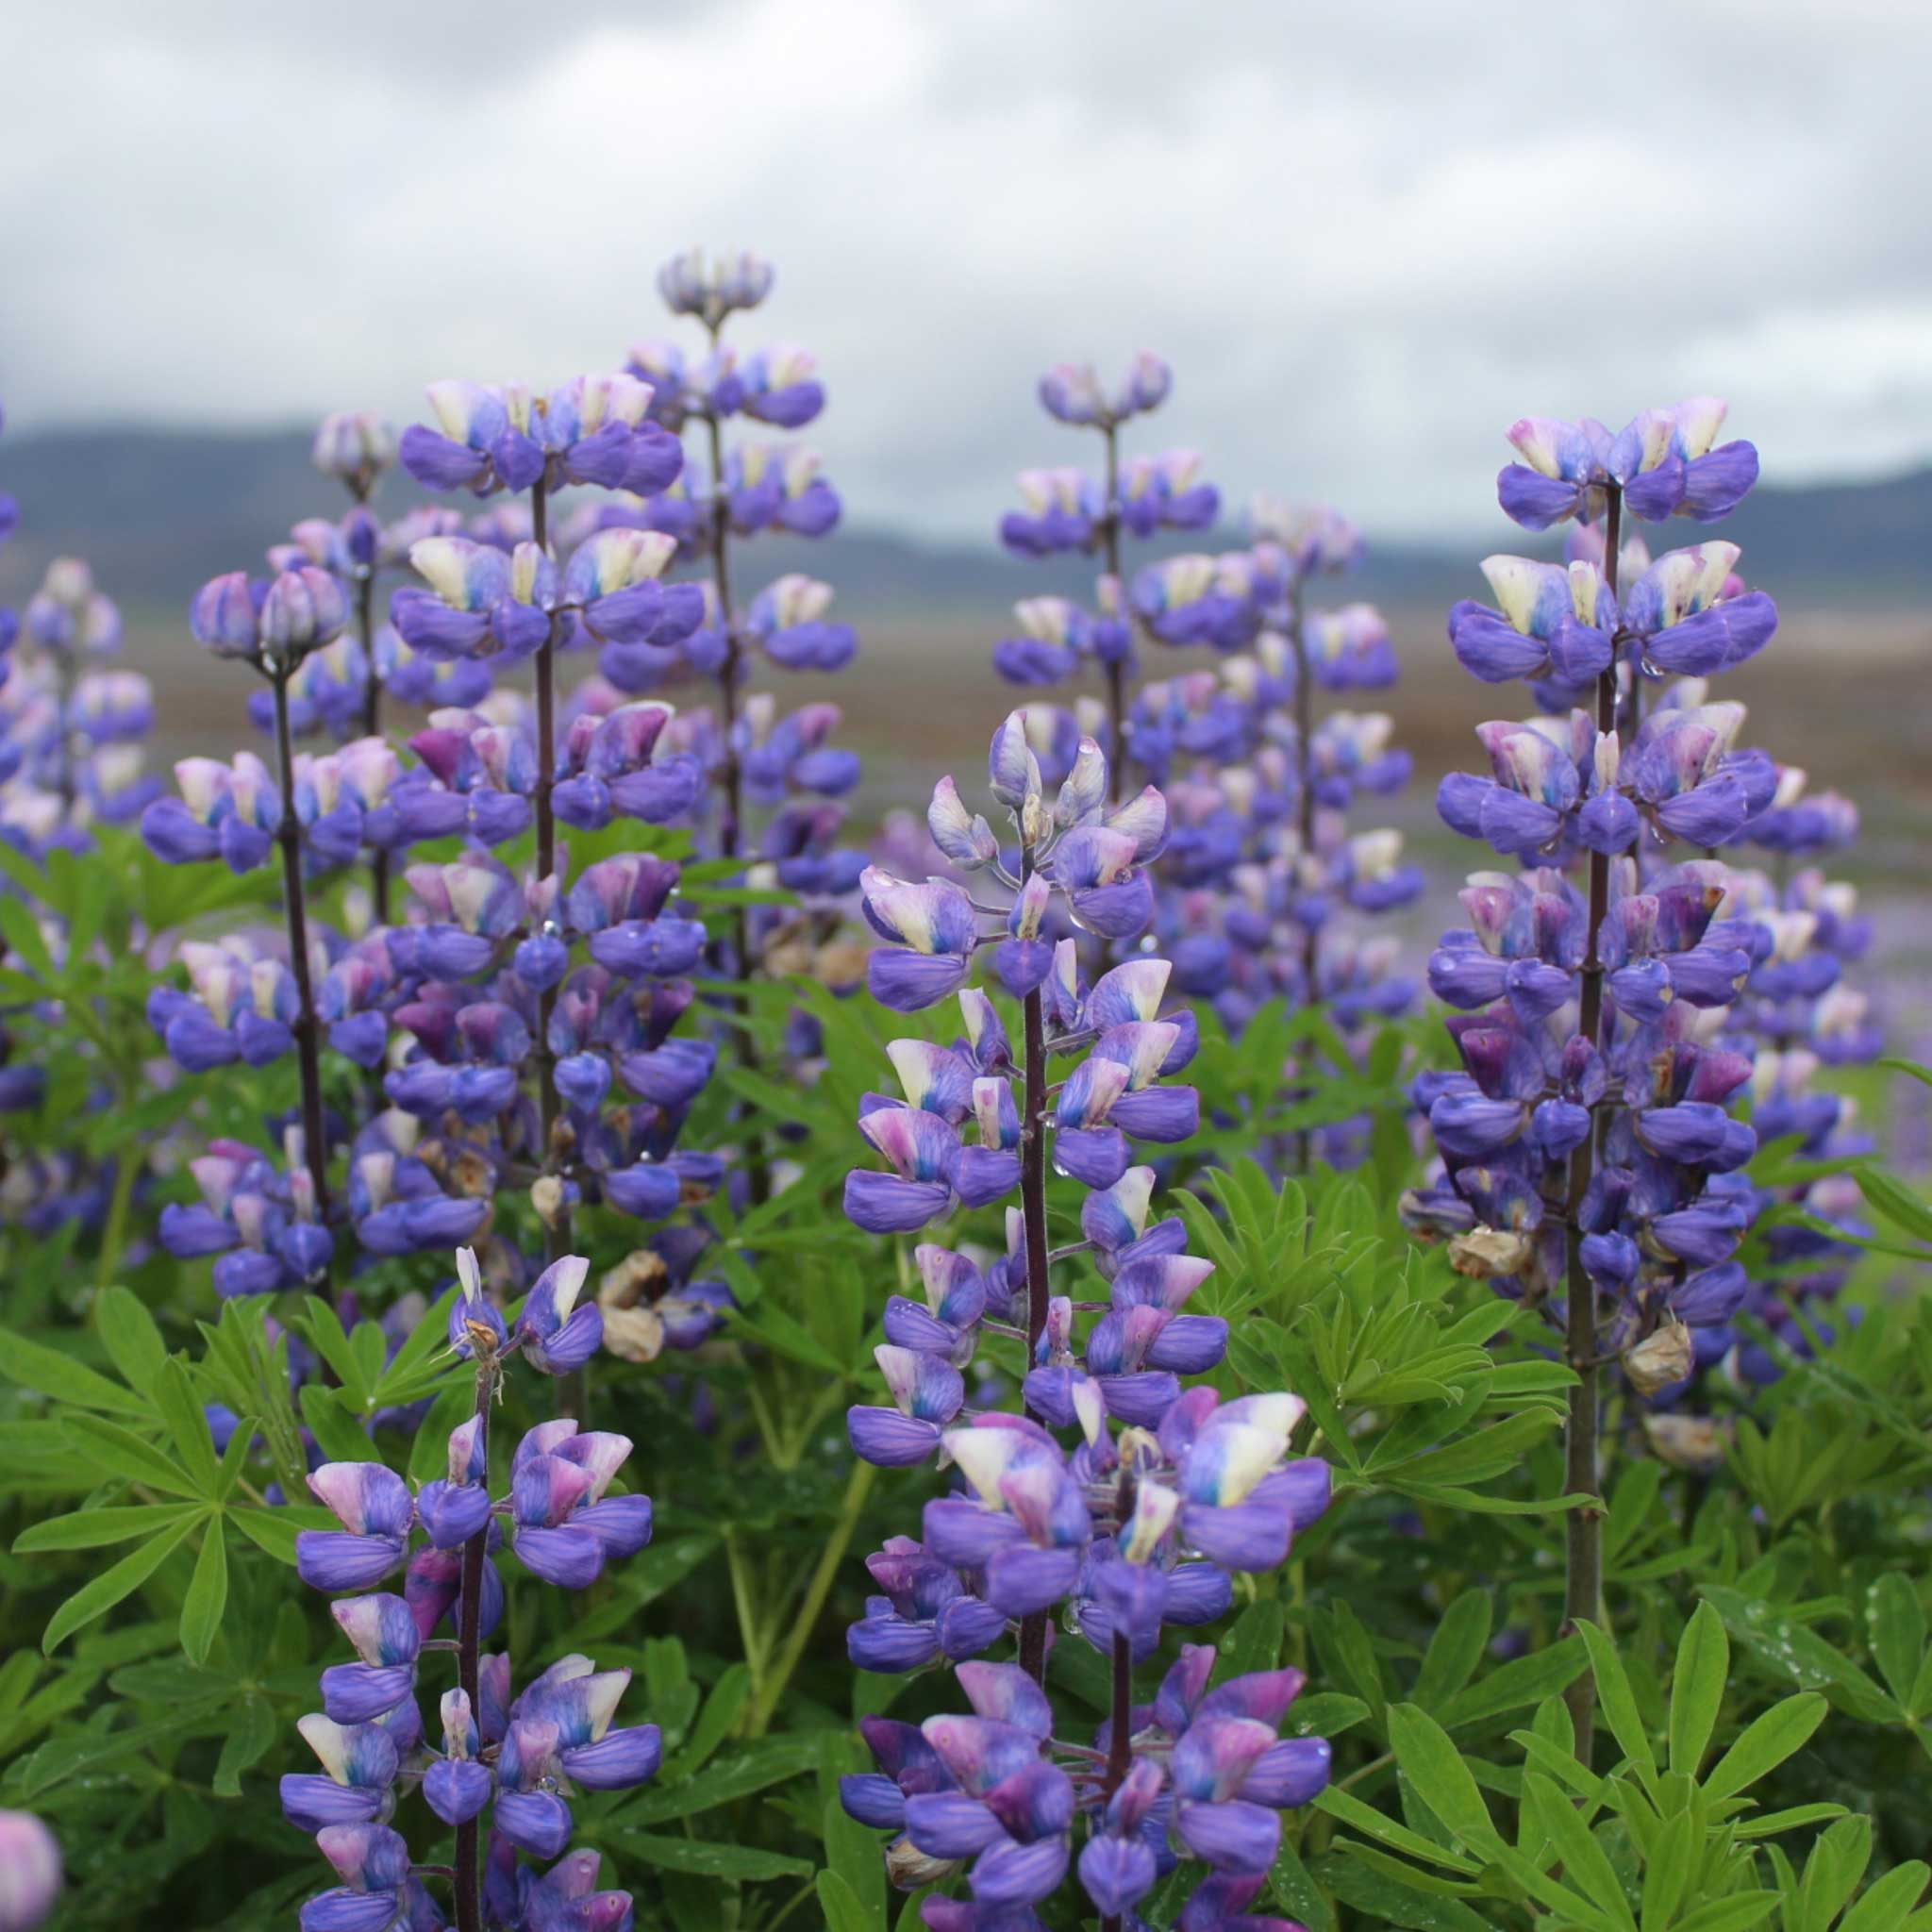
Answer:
452, 1352, 498, 1932
699, 325, 772, 1202
353, 561, 390, 924
267, 656, 332, 1244
1099, 424, 1128, 805
1287, 576, 1320, 1171
1016, 837, 1054, 1688
1559, 483, 1622, 1767
526, 478, 575, 1274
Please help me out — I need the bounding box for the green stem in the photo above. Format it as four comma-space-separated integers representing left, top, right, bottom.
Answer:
744, 1458, 877, 1737
94, 1128, 140, 1290
724, 1530, 772, 1696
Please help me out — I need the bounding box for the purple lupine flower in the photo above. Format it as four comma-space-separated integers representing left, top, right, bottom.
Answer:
297, 1462, 415, 1591
0, 1812, 61, 1932
516, 1257, 604, 1375
279, 1713, 402, 1833
312, 410, 396, 494
658, 246, 774, 328
158, 1135, 332, 1297
399, 376, 685, 501
1497, 398, 1760, 530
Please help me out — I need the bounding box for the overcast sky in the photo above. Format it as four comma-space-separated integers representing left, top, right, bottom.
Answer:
4, 0, 1930, 541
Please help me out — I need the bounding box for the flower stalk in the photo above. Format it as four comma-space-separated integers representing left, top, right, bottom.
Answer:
267, 653, 332, 1241
1559, 484, 1621, 1759
452, 1353, 496, 1932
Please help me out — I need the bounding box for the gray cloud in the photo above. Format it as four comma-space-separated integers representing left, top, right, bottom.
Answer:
3, 0, 1929, 540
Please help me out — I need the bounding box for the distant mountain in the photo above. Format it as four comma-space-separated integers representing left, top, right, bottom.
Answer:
2, 424, 1928, 617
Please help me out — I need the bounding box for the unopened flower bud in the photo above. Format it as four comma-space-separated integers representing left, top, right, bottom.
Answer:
1623, 1319, 1693, 1397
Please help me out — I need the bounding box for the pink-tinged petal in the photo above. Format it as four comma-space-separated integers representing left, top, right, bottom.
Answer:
308, 1462, 414, 1539
859, 1105, 960, 1183
1087, 958, 1172, 1029
919, 1715, 1042, 1796
955, 1660, 1054, 1738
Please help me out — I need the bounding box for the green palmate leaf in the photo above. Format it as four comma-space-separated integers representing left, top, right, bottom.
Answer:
1576, 1619, 1657, 1783
1325, 1601, 1388, 1722
1345, 1841, 1491, 1902
10, 1708, 228, 1801
230, 1503, 332, 1566
619, 1835, 811, 1881
1438, 1637, 1587, 1730
1670, 1896, 1783, 1932
13, 1502, 200, 1553
1290, 1692, 1372, 1740
1731, 1804, 1848, 1840
95, 1287, 169, 1397
293, 1298, 375, 1407
1403, 1485, 1596, 1516
1524, 1772, 1636, 1932
1702, 1691, 1829, 1801
822, 1790, 888, 1926
1704, 1588, 1899, 1723
371, 1286, 460, 1406
0, 1324, 151, 1416
1640, 1809, 1695, 1932
211, 1696, 277, 1799
1315, 1852, 1494, 1932
1413, 1589, 1492, 1712
614, 1730, 830, 1824
153, 1357, 222, 1495
1867, 1574, 1927, 1712
1315, 1786, 1484, 1874
1669, 1599, 1729, 1777
726, 1297, 850, 1374
1269, 1846, 1335, 1932
42, 1511, 201, 1654
178, 1522, 229, 1665
817, 1871, 876, 1932
1838, 1863, 1932, 1932
62, 1414, 203, 1498
0, 893, 58, 981
1857, 1170, 1932, 1245
1384, 1703, 1499, 1849
301, 1384, 382, 1465
671, 1665, 750, 1780
1794, 1817, 1875, 1932
570, 1536, 718, 1645
1218, 1599, 1286, 1681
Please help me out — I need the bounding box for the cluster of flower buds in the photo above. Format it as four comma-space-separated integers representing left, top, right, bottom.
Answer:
288, 1251, 653, 1929
592, 249, 868, 1038
1406, 400, 1794, 1407
1495, 399, 1759, 531
991, 353, 1216, 769
398, 378, 684, 506
843, 1647, 1327, 1924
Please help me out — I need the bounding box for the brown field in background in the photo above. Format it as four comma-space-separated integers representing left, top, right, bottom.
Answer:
123, 600, 1929, 884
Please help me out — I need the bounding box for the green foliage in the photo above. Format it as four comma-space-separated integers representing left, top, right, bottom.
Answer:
3, 960, 1931, 1928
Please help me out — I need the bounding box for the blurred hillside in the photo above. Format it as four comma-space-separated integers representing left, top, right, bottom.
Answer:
3, 424, 1925, 891
6, 424, 1932, 614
